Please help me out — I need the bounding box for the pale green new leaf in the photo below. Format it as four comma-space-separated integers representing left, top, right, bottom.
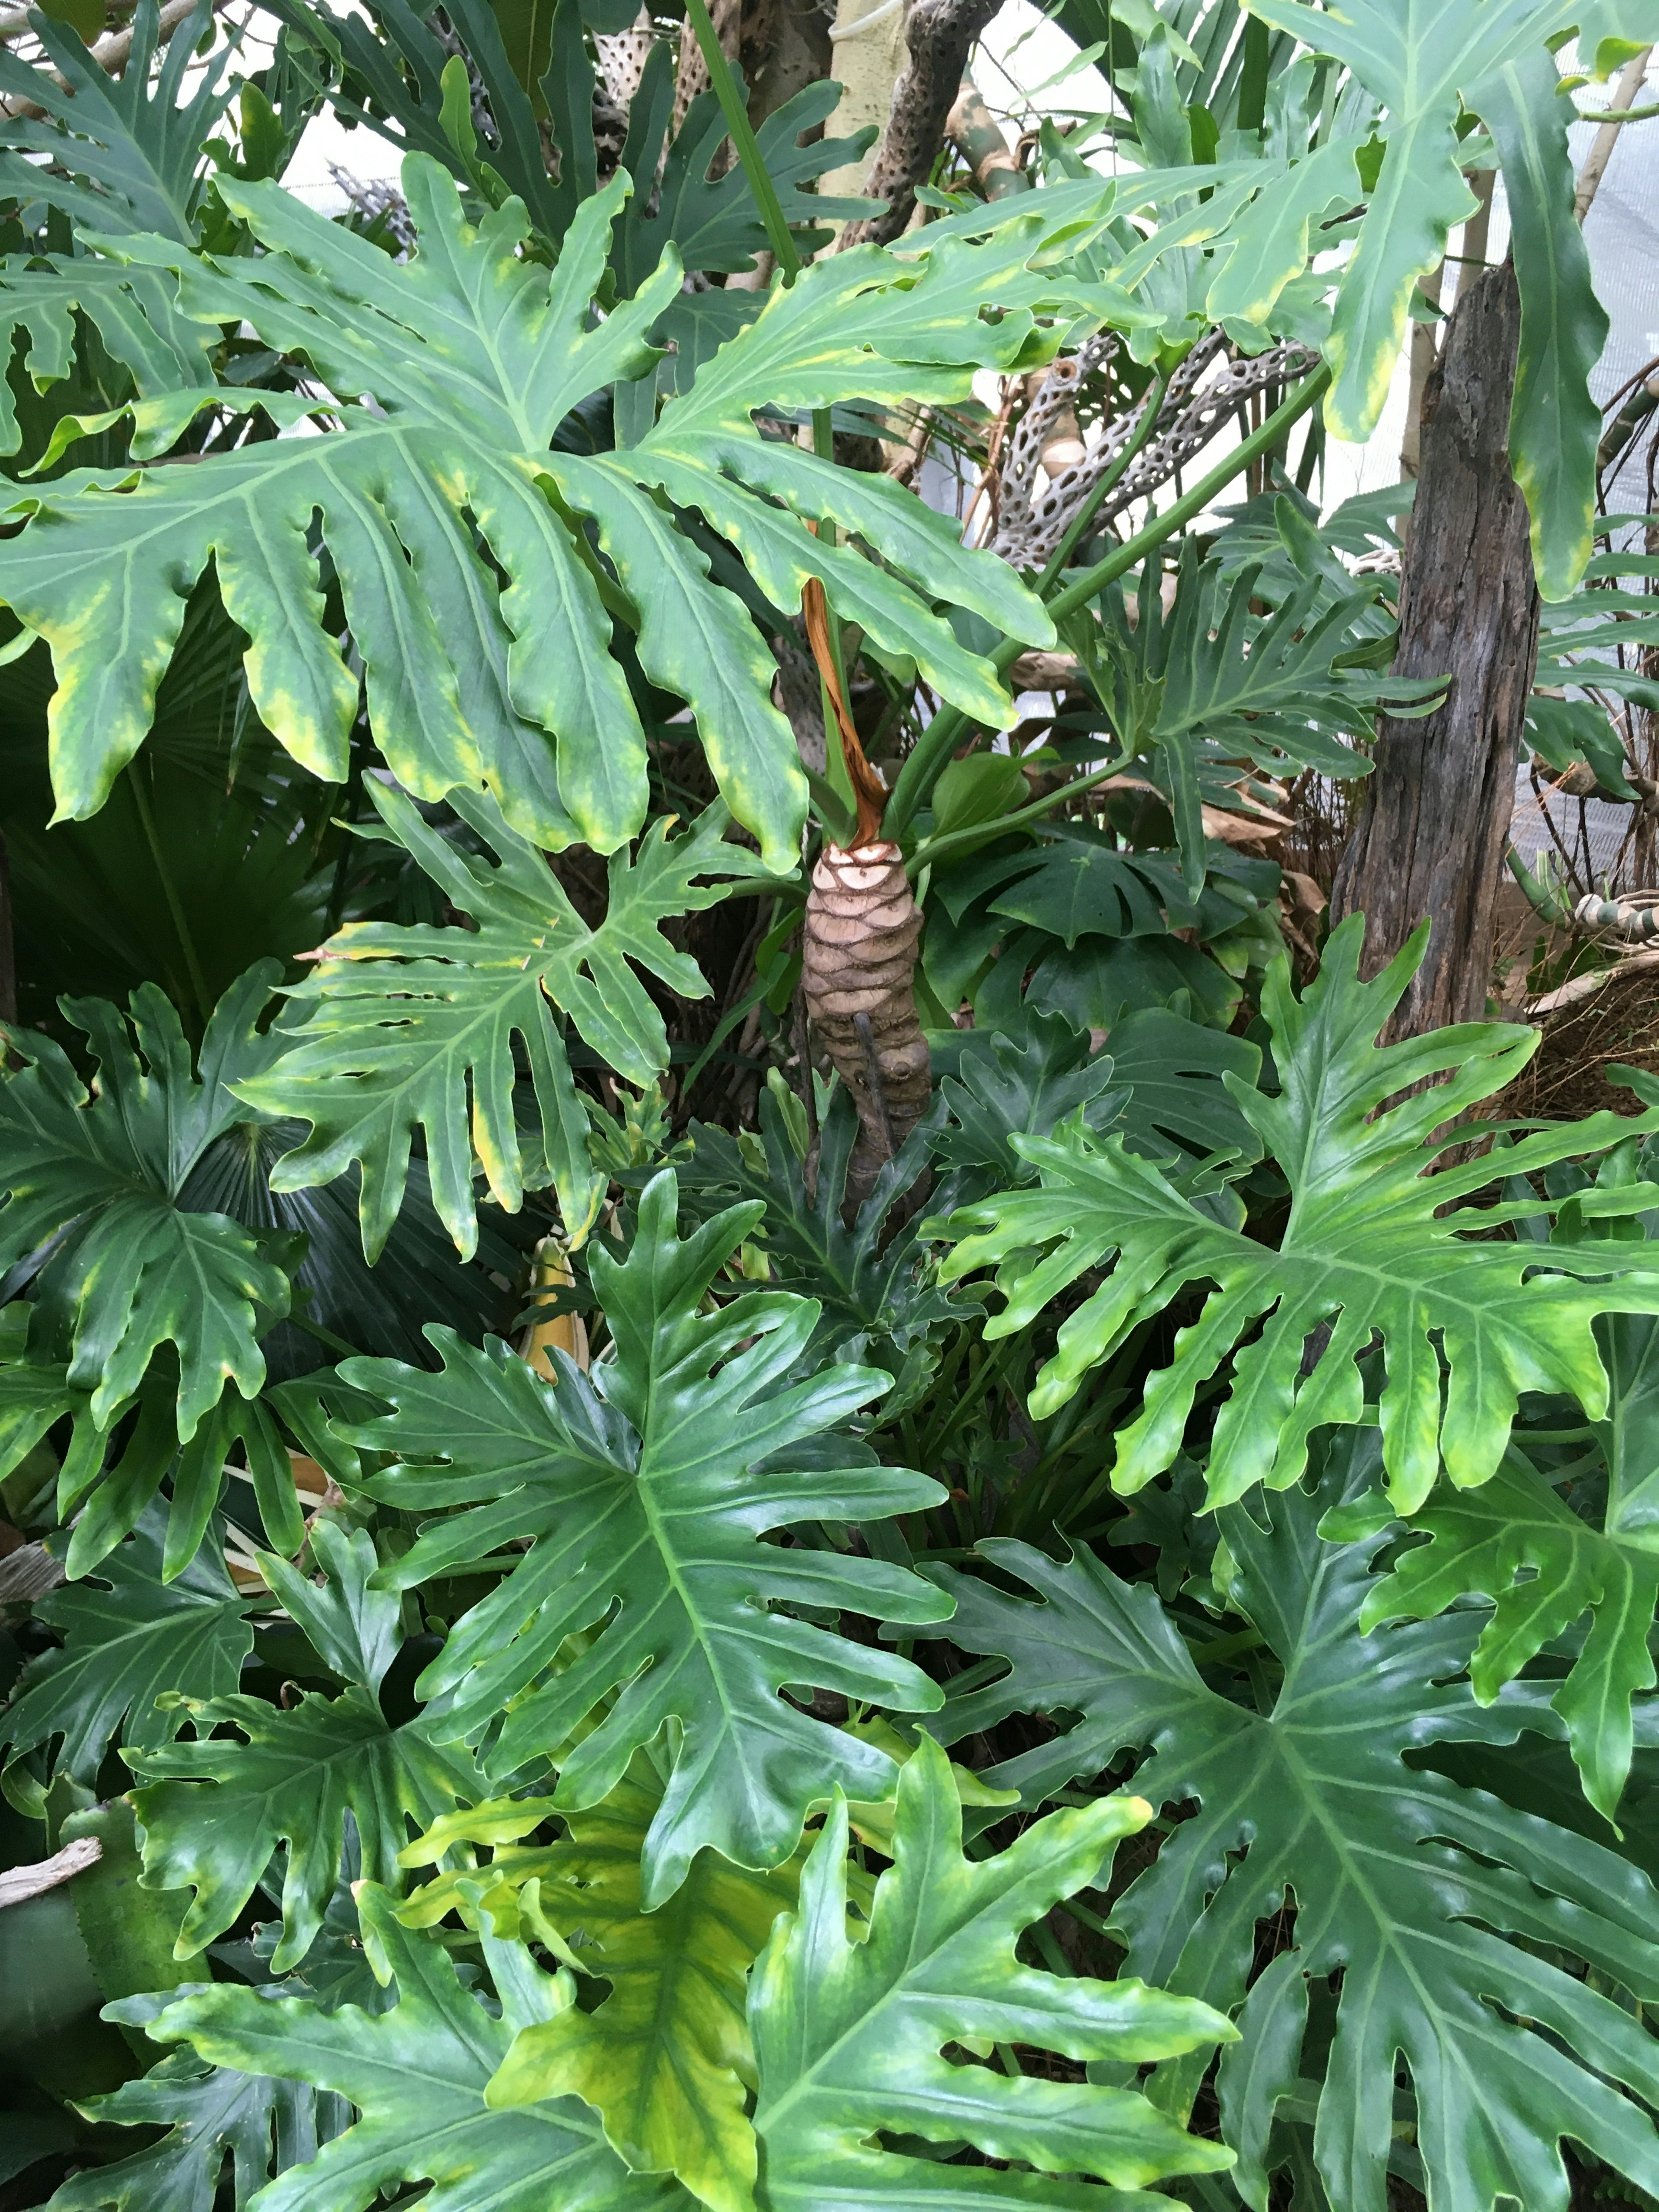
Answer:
941, 915, 1659, 1513
128, 1525, 486, 1970
235, 784, 774, 1261
138, 1882, 689, 2212
749, 1733, 1235, 2212
340, 1170, 952, 1907
0, 963, 293, 1439
0, 156, 1066, 861
482, 1764, 801, 2212
929, 1446, 1659, 2212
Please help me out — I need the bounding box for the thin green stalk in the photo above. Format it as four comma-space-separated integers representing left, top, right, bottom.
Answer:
883, 362, 1332, 838
905, 754, 1125, 878
682, 0, 830, 472
128, 763, 211, 1027
684, 0, 800, 278
1032, 368, 1170, 597
1045, 362, 1331, 626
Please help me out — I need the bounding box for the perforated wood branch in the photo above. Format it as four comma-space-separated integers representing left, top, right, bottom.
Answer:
992, 334, 1318, 569
836, 0, 1008, 248
673, 0, 780, 138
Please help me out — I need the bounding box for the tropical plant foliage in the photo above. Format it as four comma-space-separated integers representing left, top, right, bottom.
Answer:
2, 2, 1659, 2211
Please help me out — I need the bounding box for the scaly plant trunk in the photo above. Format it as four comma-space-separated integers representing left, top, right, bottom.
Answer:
798, 581, 929, 1201
802, 844, 930, 1200
1332, 259, 1540, 1035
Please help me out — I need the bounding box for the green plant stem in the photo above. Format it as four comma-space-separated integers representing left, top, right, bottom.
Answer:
883, 362, 1332, 839
905, 756, 1125, 878
127, 762, 211, 1028
1031, 369, 1170, 598
682, 0, 830, 469
685, 0, 799, 279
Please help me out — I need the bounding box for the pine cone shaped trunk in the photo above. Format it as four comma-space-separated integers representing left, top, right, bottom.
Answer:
802, 840, 931, 1205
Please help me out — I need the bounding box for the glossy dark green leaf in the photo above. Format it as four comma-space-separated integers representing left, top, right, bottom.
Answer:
750, 1733, 1235, 2210
236, 786, 774, 1262
0, 964, 293, 1440
44, 2042, 350, 2212
342, 1170, 951, 1907
1, 1502, 255, 1786
0, 159, 1064, 861
128, 1524, 486, 1970
930, 1443, 1659, 2212
139, 1882, 690, 2212
944, 916, 1659, 1512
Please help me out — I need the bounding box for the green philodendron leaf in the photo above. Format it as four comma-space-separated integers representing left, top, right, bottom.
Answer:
0, 158, 1073, 864
681, 1084, 961, 1374
0, 257, 216, 458
235, 787, 774, 1262
941, 914, 1659, 1514
0, 1501, 255, 1788
1353, 1124, 1659, 1823
43, 2041, 350, 2212
137, 1883, 690, 2212
933, 1008, 1130, 1180
339, 1170, 953, 1908
481, 1764, 801, 2212
749, 1732, 1236, 2210
1231, 0, 1659, 594
127, 1525, 486, 1971
0, 0, 235, 239
928, 1441, 1659, 2212
0, 963, 295, 1441
1466, 46, 1608, 600
1361, 1449, 1658, 1824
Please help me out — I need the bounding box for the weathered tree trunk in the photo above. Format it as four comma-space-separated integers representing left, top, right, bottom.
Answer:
1331, 259, 1541, 1035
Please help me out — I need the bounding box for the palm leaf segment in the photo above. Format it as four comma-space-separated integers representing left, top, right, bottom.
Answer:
0, 156, 1077, 862
336, 1169, 952, 1908
929, 1449, 1659, 2212
942, 915, 1659, 1515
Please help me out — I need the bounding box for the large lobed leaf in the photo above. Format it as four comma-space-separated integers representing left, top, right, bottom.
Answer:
1225, 0, 1657, 594
480, 1762, 801, 2212
44, 2029, 350, 2212
237, 784, 774, 1260
135, 1882, 687, 2212
0, 156, 1071, 863
0, 1500, 255, 1789
930, 1441, 1659, 2212
942, 915, 1659, 1514
0, 963, 293, 1439
129, 1523, 486, 1971
1355, 1125, 1659, 1823
0, 0, 234, 240
750, 1732, 1235, 2212
339, 1170, 952, 1907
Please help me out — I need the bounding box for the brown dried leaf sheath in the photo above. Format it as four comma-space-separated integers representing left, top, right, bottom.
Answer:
802, 841, 931, 1203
